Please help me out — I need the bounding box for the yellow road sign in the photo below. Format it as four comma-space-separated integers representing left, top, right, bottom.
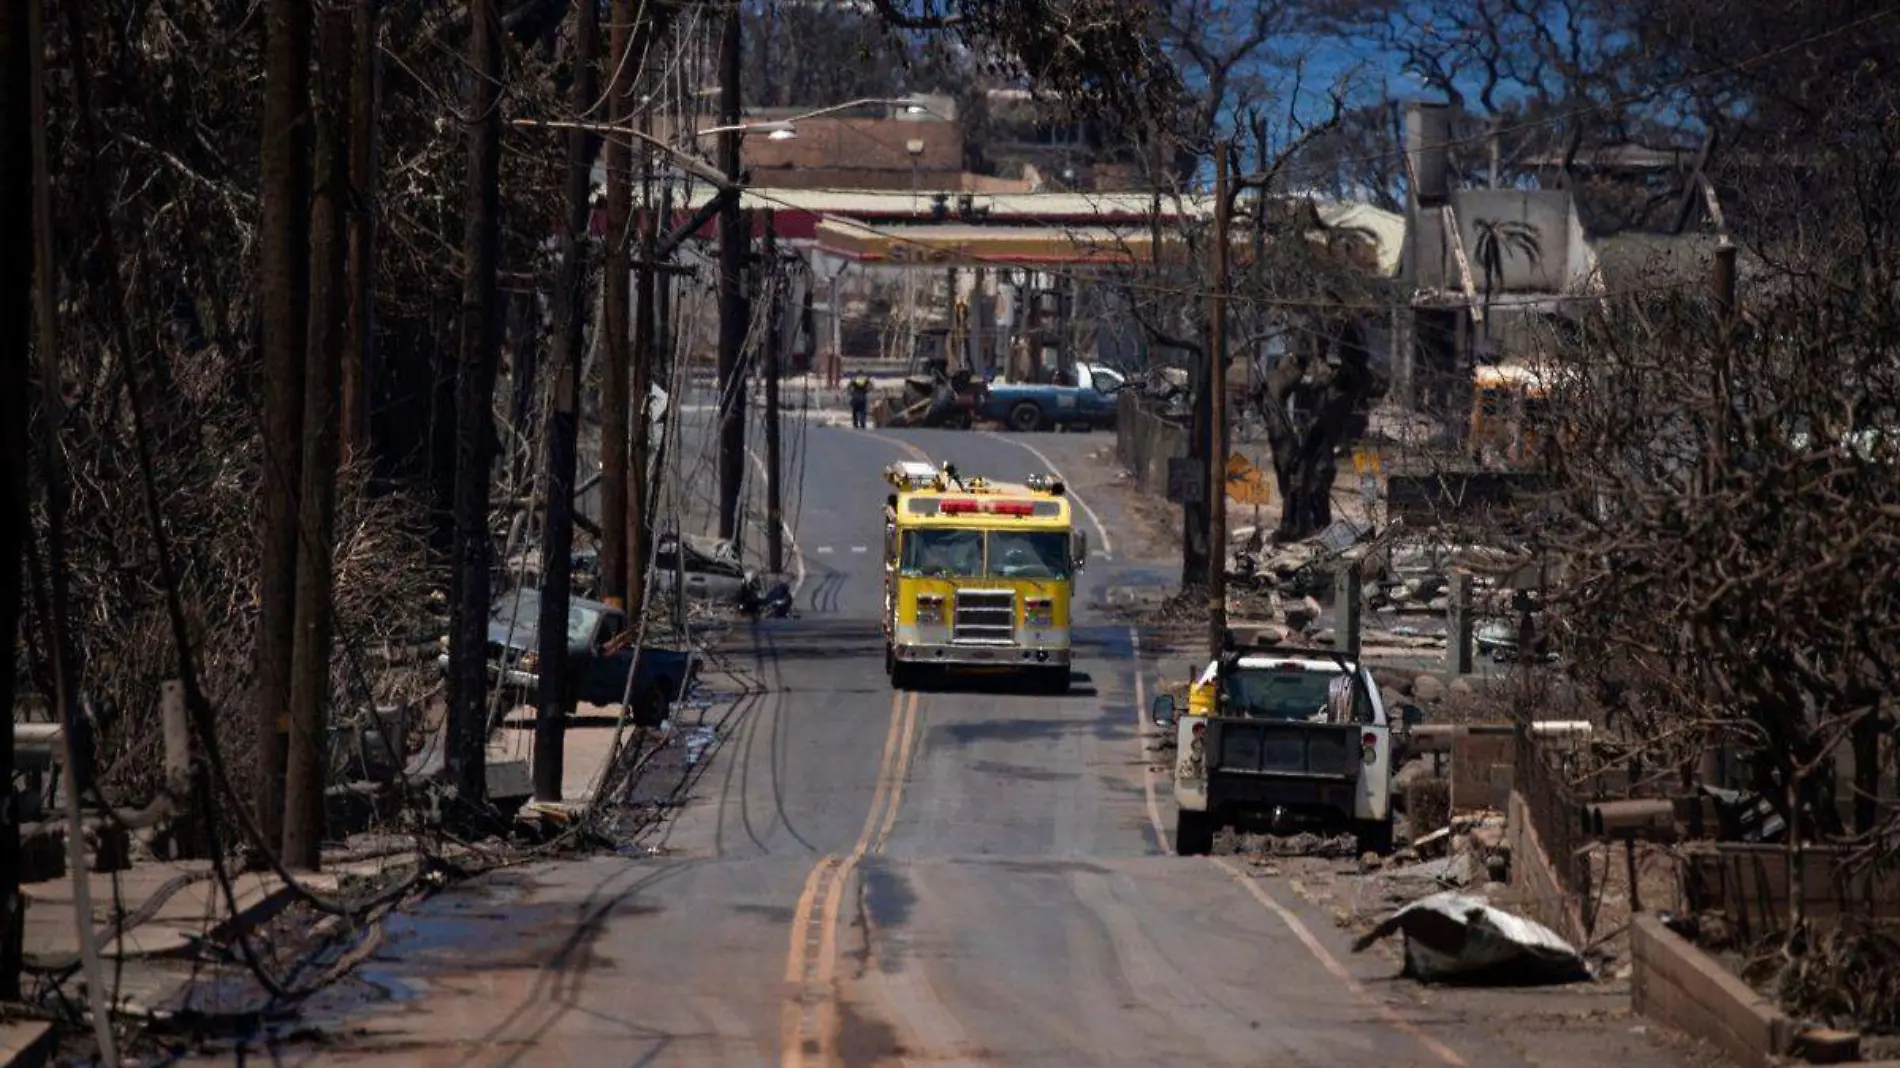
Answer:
1225, 452, 1273, 505
1351, 448, 1384, 476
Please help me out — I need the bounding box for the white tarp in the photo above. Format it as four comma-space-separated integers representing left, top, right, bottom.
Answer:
1352, 890, 1588, 984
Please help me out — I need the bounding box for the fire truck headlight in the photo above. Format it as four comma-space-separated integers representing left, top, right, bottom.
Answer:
915, 594, 945, 625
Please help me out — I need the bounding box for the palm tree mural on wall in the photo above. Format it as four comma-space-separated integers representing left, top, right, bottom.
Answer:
1471, 217, 1542, 331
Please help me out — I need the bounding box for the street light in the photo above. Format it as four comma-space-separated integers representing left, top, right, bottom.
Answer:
509, 97, 944, 186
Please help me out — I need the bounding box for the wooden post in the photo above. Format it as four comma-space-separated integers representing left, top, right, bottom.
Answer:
1335, 560, 1362, 659
1446, 570, 1475, 675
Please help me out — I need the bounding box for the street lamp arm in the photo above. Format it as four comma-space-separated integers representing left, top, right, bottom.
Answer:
696, 98, 951, 137
507, 118, 737, 192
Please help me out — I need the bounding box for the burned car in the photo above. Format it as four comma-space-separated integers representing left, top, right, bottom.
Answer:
649, 532, 760, 606
438, 587, 695, 726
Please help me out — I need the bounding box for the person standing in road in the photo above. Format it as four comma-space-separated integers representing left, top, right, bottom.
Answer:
847, 374, 872, 429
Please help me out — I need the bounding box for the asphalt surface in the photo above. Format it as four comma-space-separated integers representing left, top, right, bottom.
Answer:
265, 423, 1693, 1068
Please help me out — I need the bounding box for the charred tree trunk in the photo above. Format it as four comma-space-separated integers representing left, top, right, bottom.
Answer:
342, 0, 380, 469
533, 0, 599, 804
0, 0, 31, 1001
283, 7, 353, 871
599, 0, 633, 606
1260, 317, 1372, 542
254, 0, 313, 847
448, 0, 503, 808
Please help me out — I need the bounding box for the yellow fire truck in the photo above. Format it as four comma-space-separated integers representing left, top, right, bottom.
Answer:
882, 461, 1087, 693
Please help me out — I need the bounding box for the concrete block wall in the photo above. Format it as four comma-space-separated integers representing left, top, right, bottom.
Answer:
1631, 913, 1792, 1068
1507, 789, 1587, 947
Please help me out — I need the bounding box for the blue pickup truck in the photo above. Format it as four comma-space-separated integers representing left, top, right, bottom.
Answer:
976, 361, 1126, 432
440, 587, 696, 728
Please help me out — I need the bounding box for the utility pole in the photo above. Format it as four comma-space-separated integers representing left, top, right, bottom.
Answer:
715, 1, 747, 542
341, 0, 379, 467
255, 0, 312, 850
763, 210, 784, 575
1206, 142, 1231, 659
284, 7, 353, 870
447, 0, 503, 811
627, 101, 658, 623
2, 0, 33, 1000
599, 0, 634, 606
533, 0, 598, 805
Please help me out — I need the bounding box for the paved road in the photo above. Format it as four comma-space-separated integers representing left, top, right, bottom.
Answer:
273, 426, 1691, 1068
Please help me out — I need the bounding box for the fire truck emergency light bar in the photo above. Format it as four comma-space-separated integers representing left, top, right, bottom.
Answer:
939, 498, 1035, 516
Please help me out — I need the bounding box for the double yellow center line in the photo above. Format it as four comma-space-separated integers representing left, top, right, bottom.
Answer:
779, 690, 921, 1067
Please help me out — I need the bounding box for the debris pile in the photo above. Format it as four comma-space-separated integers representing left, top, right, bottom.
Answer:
1222, 521, 1539, 652
1344, 812, 1512, 922
1233, 831, 1360, 860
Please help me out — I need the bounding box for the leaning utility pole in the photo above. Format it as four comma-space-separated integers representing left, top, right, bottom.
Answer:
715, 1, 747, 541
534, 0, 600, 804
1206, 142, 1231, 659
255, 0, 313, 849
762, 210, 784, 575
283, 7, 353, 870
447, 0, 503, 810
599, 0, 634, 606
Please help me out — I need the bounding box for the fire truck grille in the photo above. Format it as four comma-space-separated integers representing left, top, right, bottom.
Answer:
953, 590, 1015, 644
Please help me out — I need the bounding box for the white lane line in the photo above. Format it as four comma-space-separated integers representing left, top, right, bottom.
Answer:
1209, 857, 1469, 1066
978, 431, 1114, 557
1132, 627, 1172, 856
850, 545, 868, 554
746, 447, 808, 599
816, 546, 834, 554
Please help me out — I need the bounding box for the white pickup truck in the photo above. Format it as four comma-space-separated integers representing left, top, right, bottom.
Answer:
1150, 642, 1416, 856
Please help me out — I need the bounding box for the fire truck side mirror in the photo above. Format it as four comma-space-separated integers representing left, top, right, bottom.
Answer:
1150, 694, 1177, 728
1073, 529, 1088, 570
